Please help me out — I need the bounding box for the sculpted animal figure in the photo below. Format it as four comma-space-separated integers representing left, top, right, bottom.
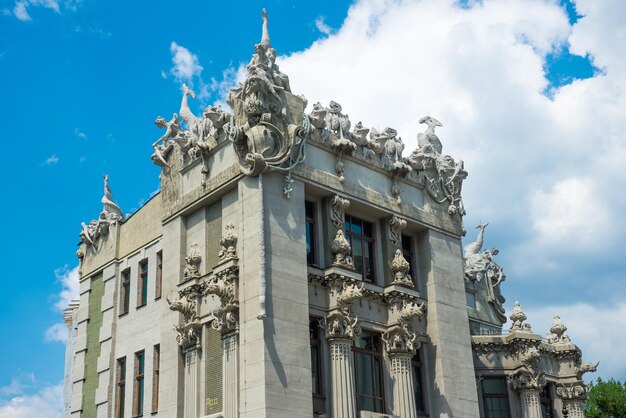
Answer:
417, 116, 443, 154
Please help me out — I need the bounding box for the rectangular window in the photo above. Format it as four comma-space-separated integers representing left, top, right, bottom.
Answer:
412, 350, 426, 413
152, 345, 160, 413
354, 331, 385, 413
345, 215, 375, 283
481, 378, 511, 418
466, 291, 477, 309
305, 201, 317, 266
120, 269, 131, 316
310, 318, 323, 396
137, 260, 148, 308
133, 350, 145, 417
155, 251, 162, 300
540, 384, 553, 418
401, 234, 415, 284
116, 357, 126, 418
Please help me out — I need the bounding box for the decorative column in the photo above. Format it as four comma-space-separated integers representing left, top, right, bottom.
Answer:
508, 371, 545, 418
324, 311, 360, 418
183, 348, 200, 418
556, 383, 588, 418
323, 277, 364, 418
204, 224, 240, 418
383, 300, 426, 418
167, 286, 202, 418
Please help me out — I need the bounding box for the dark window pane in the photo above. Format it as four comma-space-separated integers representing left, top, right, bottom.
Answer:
364, 242, 374, 282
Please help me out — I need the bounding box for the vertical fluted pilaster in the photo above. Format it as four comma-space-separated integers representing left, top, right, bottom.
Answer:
329, 339, 357, 418
564, 400, 585, 418
519, 390, 542, 418
184, 348, 199, 418
389, 352, 417, 418
222, 332, 239, 418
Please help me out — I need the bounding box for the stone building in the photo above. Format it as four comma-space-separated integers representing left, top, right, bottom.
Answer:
64, 10, 597, 418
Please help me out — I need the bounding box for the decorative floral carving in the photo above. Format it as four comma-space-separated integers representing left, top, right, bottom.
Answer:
218, 223, 238, 261
79, 175, 124, 250
324, 101, 356, 183
330, 194, 350, 230
321, 311, 361, 341
183, 243, 202, 279
407, 116, 466, 216
509, 301, 532, 333
546, 315, 571, 344
331, 230, 354, 268
520, 346, 541, 375
391, 249, 414, 287
388, 215, 407, 246
556, 383, 588, 401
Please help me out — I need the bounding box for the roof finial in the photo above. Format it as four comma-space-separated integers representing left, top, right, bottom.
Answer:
261, 8, 270, 47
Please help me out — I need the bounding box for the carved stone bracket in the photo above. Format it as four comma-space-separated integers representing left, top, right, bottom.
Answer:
388, 215, 407, 246
397, 300, 426, 330
330, 194, 350, 230
218, 223, 239, 262
183, 243, 202, 280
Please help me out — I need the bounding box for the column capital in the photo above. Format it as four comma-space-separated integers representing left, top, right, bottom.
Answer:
556, 382, 588, 401
383, 325, 421, 356
322, 311, 361, 342
508, 370, 546, 392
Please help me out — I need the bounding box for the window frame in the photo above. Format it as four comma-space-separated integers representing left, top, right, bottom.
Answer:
116, 357, 126, 418
401, 233, 416, 286
120, 268, 131, 316
344, 214, 376, 283
133, 350, 145, 417
412, 349, 427, 414
155, 251, 162, 300
305, 201, 318, 266
353, 330, 386, 413
137, 259, 148, 308
152, 345, 160, 414
481, 377, 511, 418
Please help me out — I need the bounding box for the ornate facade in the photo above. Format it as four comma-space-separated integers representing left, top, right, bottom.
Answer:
64, 10, 595, 418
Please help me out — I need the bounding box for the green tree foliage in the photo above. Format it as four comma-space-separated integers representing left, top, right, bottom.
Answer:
585, 378, 626, 418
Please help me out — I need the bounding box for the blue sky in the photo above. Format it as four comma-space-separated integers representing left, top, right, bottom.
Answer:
1, 0, 625, 415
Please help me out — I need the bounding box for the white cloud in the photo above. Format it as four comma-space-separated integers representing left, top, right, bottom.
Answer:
52, 265, 79, 312
525, 302, 626, 381
315, 16, 333, 36
169, 41, 203, 83
10, 0, 60, 22
44, 323, 68, 343
160, 70, 167, 79
73, 127, 86, 139
42, 155, 59, 165
271, 0, 625, 375
44, 265, 79, 344
0, 382, 63, 418
0, 374, 35, 397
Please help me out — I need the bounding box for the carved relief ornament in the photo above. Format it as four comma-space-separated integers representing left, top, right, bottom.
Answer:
218, 223, 238, 262
183, 243, 202, 280
330, 194, 350, 229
